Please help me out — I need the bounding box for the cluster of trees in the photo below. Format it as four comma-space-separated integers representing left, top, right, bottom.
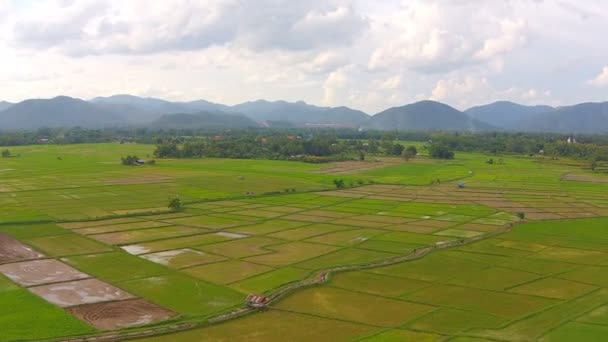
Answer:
1, 149, 11, 158
427, 132, 608, 161
153, 133, 409, 162
428, 144, 455, 159
3, 127, 608, 166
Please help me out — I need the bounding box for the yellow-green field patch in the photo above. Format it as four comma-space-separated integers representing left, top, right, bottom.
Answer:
275, 286, 435, 327
182, 260, 274, 284
508, 277, 596, 299
244, 242, 338, 267
24, 234, 113, 256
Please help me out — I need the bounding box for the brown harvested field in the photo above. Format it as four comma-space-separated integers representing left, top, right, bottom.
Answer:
29, 278, 135, 307
89, 226, 204, 245
282, 214, 334, 223
457, 223, 504, 232
330, 218, 390, 228
524, 212, 564, 220
382, 224, 443, 234
414, 220, 456, 228
562, 174, 608, 183
300, 210, 354, 219
67, 298, 176, 330
366, 195, 413, 202
315, 190, 365, 198
0, 233, 45, 264
312, 161, 398, 175
0, 259, 89, 286
353, 215, 412, 224
58, 217, 143, 229
499, 207, 547, 213
105, 174, 173, 185
74, 221, 171, 235
112, 207, 169, 215
555, 212, 598, 219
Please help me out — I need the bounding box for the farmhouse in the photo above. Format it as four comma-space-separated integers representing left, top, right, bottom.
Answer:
246, 294, 269, 308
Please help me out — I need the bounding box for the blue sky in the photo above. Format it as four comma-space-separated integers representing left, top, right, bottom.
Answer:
1, 0, 607, 113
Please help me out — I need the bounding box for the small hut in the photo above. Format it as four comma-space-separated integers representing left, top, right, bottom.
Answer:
246, 294, 269, 308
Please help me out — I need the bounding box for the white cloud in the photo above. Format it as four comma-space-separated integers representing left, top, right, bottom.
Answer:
430, 75, 553, 110
366, 1, 528, 73
11, 0, 367, 56
588, 66, 608, 87
474, 19, 527, 60
1, 0, 608, 113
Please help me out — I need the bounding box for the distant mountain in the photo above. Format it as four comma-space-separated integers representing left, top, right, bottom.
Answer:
232, 100, 369, 126
90, 95, 231, 122
152, 111, 256, 129
367, 100, 494, 131
522, 102, 608, 134
0, 96, 122, 130
3, 94, 608, 133
0, 101, 13, 111
466, 101, 554, 130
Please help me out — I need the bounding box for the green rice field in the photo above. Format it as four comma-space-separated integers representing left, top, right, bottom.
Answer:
2, 143, 608, 341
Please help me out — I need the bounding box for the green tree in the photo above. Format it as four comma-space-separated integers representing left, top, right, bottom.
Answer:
428, 144, 455, 159
333, 179, 345, 189
391, 143, 405, 156
168, 196, 182, 211
121, 155, 139, 165
402, 145, 417, 161
1, 149, 10, 158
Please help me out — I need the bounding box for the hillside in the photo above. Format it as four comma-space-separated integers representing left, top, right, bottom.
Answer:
522, 102, 608, 133
90, 95, 231, 122
367, 100, 494, 131
466, 101, 554, 130
0, 96, 122, 130
152, 111, 256, 129
0, 101, 13, 111
232, 100, 369, 126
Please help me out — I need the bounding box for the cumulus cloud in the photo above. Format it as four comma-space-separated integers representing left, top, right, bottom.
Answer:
366, 1, 528, 73
588, 66, 608, 87
430, 75, 553, 110
2, 0, 608, 112
11, 0, 367, 56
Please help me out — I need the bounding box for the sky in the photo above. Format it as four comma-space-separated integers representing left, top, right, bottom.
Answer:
1, 0, 608, 113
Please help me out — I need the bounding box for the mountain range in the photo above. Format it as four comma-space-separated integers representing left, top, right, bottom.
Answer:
0, 94, 607, 133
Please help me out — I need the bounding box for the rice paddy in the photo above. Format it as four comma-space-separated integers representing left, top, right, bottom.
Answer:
2, 143, 608, 341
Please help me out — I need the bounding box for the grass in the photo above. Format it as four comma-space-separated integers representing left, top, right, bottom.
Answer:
3, 144, 608, 341
181, 260, 275, 284
330, 271, 429, 296
136, 310, 380, 342
63, 252, 170, 282
119, 273, 243, 317
24, 233, 113, 256
275, 286, 435, 327
230, 267, 311, 294
0, 289, 95, 341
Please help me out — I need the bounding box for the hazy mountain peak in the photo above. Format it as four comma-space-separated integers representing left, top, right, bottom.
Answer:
466, 101, 554, 130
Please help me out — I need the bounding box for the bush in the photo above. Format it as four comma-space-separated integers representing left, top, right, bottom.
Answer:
516, 212, 526, 220
428, 144, 455, 159
121, 155, 139, 165
333, 179, 345, 189
168, 197, 182, 211
1, 149, 10, 158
